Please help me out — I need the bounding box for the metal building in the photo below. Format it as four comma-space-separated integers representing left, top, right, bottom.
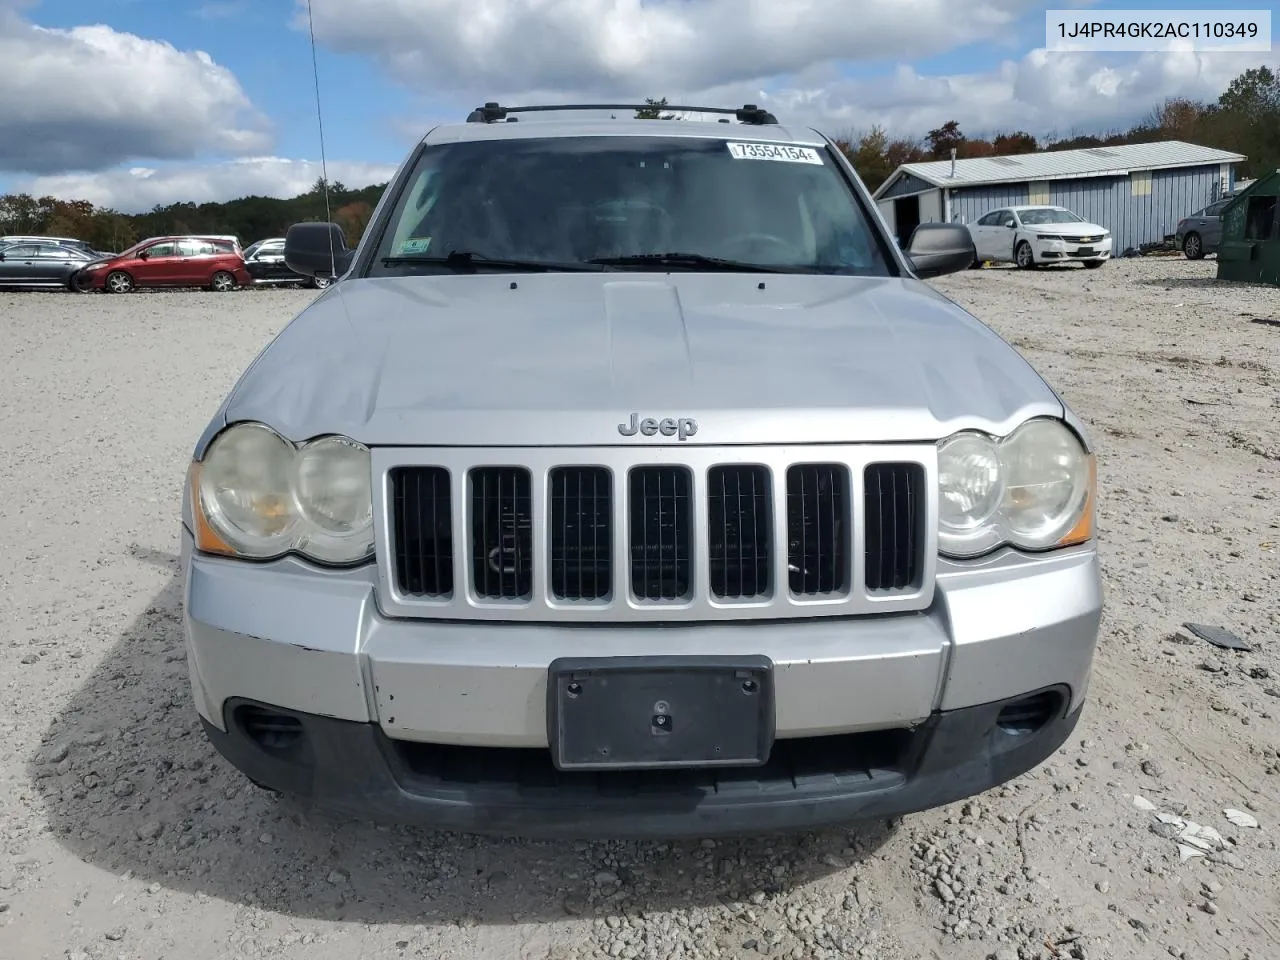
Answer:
871, 140, 1246, 255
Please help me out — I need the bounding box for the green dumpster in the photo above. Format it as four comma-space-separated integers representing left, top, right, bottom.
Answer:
1217, 169, 1280, 286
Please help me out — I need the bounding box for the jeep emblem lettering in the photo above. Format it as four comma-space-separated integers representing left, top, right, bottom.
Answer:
617, 412, 698, 441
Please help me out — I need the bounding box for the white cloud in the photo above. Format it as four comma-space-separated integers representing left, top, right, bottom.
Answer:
299, 0, 1043, 95
15, 157, 399, 213
0, 4, 271, 174
306, 0, 1275, 146
791, 47, 1279, 140
428, 47, 1276, 145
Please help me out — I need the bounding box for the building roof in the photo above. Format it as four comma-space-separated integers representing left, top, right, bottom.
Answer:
872, 140, 1246, 198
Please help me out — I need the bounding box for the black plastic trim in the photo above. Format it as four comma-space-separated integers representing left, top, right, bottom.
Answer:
200, 684, 1079, 840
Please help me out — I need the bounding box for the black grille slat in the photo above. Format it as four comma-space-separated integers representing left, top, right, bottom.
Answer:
390, 466, 453, 597
629, 467, 692, 601
708, 465, 771, 599
550, 467, 612, 600
470, 467, 533, 600
864, 462, 925, 591
786, 464, 849, 595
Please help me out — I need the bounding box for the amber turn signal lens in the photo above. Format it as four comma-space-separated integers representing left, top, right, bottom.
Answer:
188, 461, 236, 556
1056, 452, 1096, 547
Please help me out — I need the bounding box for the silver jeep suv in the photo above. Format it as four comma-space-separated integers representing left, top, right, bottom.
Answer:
181, 102, 1102, 839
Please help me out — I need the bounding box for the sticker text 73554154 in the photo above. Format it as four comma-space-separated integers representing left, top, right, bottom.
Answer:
726, 142, 824, 164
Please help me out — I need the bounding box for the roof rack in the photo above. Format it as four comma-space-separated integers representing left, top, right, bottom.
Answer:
464, 102, 779, 125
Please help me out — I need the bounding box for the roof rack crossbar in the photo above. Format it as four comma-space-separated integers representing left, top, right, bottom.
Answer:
464, 102, 778, 125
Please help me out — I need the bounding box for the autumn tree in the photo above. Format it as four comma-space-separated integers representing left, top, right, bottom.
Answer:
334, 201, 373, 247
991, 131, 1038, 155
925, 120, 965, 160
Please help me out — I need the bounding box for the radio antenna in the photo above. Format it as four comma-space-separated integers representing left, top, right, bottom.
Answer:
304, 0, 336, 279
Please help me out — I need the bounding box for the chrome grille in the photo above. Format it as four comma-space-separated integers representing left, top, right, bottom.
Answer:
378, 445, 937, 622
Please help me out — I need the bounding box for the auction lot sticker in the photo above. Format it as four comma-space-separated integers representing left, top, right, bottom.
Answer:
726, 142, 823, 164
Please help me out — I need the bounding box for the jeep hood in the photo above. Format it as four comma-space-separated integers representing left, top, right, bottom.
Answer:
216, 272, 1063, 449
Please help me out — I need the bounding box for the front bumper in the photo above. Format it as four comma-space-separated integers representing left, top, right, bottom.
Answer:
1033, 237, 1112, 262
181, 529, 1102, 834
202, 689, 1082, 839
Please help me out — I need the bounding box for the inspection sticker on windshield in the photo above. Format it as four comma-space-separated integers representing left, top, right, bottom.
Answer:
396, 237, 432, 255
726, 142, 823, 164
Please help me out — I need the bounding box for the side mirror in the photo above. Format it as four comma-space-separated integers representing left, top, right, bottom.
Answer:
905, 222, 976, 279
0, 253, 5, 262
284, 222, 353, 279
137, 249, 150, 259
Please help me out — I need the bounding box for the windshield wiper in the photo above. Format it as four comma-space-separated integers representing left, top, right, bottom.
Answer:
380, 250, 605, 272
585, 252, 811, 273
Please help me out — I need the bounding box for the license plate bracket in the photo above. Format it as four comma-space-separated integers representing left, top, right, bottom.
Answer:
547, 656, 775, 771
1076, 247, 1095, 256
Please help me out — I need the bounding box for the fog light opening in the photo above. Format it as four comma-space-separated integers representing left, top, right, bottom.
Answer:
995, 690, 1062, 736
236, 704, 304, 752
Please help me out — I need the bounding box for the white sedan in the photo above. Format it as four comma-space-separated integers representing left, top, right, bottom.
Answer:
967, 205, 1112, 269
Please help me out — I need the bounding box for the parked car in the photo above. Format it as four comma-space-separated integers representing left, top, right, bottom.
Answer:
76, 235, 251, 293
180, 101, 1101, 840
1175, 197, 1232, 259
968, 205, 1111, 269
0, 240, 98, 290
243, 237, 332, 288
0, 234, 115, 258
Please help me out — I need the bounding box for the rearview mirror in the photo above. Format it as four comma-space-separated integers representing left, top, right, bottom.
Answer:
905, 222, 975, 279
284, 222, 353, 280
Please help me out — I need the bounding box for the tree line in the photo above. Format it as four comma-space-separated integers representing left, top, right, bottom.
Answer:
1, 65, 1275, 250
0, 178, 384, 254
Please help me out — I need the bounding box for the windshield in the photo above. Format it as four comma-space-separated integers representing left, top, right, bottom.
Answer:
1018, 207, 1085, 226
367, 135, 894, 276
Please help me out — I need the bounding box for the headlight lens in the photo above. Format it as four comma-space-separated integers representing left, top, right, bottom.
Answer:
1000, 419, 1090, 548
192, 422, 374, 565
294, 435, 374, 563
938, 419, 1093, 558
938, 432, 1004, 554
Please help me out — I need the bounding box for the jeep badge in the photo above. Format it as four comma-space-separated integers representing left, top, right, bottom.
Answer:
617, 412, 698, 441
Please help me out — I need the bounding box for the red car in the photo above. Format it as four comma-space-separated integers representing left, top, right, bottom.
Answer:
78, 235, 252, 293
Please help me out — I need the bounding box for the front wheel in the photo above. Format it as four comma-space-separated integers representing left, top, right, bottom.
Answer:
1014, 240, 1036, 269
309, 275, 332, 290
105, 270, 133, 293
68, 271, 95, 293
210, 271, 237, 292
1182, 232, 1204, 260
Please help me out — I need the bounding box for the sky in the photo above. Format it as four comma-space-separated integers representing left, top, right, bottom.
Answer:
0, 0, 1274, 212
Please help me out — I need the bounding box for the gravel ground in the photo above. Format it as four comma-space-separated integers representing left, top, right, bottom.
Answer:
1, 258, 1278, 960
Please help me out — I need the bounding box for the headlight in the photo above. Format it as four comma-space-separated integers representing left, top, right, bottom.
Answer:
938, 419, 1094, 558
190, 422, 374, 565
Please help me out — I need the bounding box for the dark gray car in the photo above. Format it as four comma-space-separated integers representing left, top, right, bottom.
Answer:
0, 241, 96, 290
1176, 197, 1232, 259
